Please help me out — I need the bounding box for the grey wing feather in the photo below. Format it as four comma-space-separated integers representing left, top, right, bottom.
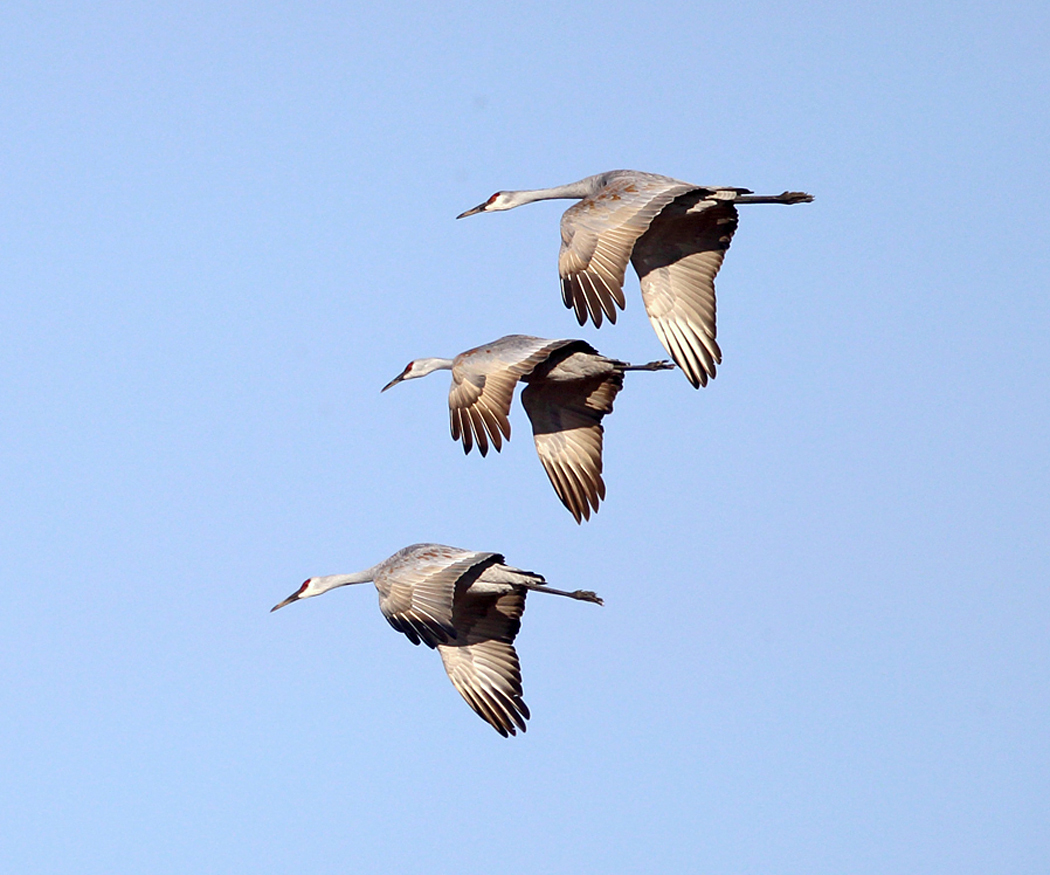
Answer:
448, 337, 575, 457
520, 368, 624, 523
558, 177, 699, 328
377, 548, 498, 648
633, 198, 738, 388
438, 589, 529, 736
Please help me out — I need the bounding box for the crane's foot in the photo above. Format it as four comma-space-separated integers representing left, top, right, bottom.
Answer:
572, 590, 604, 605
778, 191, 814, 204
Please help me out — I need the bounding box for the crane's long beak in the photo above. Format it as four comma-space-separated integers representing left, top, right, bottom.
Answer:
381, 370, 407, 392
456, 202, 487, 219
270, 592, 301, 612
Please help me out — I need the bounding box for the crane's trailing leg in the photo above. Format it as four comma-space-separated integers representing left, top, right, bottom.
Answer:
623, 360, 675, 372
735, 191, 814, 205
521, 580, 604, 605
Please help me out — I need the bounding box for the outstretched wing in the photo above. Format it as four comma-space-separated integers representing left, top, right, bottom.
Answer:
633, 197, 739, 388
558, 175, 700, 328
438, 588, 529, 737
448, 336, 574, 456
520, 366, 624, 523
377, 547, 498, 648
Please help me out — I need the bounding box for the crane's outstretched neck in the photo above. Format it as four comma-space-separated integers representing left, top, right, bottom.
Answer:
271, 567, 379, 611
499, 179, 598, 208
312, 569, 377, 592
382, 357, 454, 391
457, 176, 600, 217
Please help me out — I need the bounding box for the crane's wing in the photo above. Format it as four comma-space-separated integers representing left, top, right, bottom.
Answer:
438, 588, 529, 737
558, 177, 700, 328
377, 548, 499, 648
520, 367, 624, 523
632, 198, 739, 388
448, 337, 573, 457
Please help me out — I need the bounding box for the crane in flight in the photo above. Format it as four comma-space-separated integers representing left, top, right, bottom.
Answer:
381, 334, 673, 523
271, 543, 602, 736
457, 169, 813, 389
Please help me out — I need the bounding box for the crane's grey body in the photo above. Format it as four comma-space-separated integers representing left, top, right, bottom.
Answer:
271, 543, 602, 737
382, 334, 673, 523
458, 170, 814, 388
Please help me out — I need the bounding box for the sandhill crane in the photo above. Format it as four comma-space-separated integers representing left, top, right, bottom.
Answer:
271, 543, 602, 736
381, 334, 673, 523
457, 170, 814, 389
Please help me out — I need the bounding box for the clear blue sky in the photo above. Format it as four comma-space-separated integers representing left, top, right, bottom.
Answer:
2, 2, 1048, 872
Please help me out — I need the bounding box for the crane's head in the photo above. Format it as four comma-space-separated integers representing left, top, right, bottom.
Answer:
456, 191, 515, 218
271, 578, 315, 612
271, 572, 372, 612
381, 357, 454, 392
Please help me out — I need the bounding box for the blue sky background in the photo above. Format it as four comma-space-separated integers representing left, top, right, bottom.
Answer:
2, 2, 1048, 872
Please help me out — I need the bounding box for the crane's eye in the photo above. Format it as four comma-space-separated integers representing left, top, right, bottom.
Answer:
299, 579, 310, 592
487, 193, 500, 205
